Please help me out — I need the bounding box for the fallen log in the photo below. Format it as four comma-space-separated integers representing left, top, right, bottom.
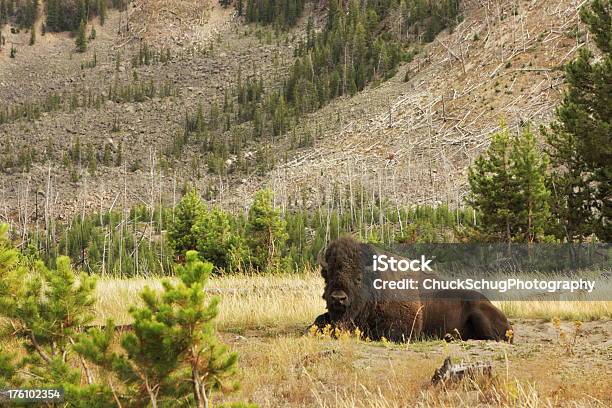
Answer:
431, 356, 493, 386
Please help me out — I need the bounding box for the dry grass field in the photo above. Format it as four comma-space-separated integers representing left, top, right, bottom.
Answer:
93, 273, 612, 408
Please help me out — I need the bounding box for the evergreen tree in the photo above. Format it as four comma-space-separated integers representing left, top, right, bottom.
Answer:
102, 143, 112, 165
46, 0, 58, 31
98, 0, 106, 25
168, 189, 206, 255
469, 128, 515, 242
545, 128, 595, 242
75, 251, 253, 408
87, 144, 97, 175
0, 224, 19, 334
0, 227, 111, 404
76, 19, 87, 52
0, 0, 8, 29
29, 24, 35, 45
468, 126, 552, 243
192, 207, 247, 272
510, 128, 550, 243
245, 189, 288, 272
544, 0, 611, 241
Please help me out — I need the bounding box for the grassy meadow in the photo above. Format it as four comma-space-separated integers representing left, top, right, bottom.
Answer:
90, 272, 612, 408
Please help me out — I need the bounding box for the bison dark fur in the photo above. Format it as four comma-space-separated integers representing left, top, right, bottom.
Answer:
312, 236, 513, 342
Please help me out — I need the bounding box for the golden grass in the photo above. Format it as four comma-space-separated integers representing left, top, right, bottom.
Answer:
3, 272, 611, 407
93, 272, 325, 329
92, 271, 612, 406
497, 300, 612, 321
93, 272, 612, 329
220, 330, 611, 408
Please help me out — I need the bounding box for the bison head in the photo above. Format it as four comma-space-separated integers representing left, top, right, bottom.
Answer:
319, 236, 376, 324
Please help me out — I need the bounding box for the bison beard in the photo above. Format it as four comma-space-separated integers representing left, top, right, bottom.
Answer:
313, 236, 513, 343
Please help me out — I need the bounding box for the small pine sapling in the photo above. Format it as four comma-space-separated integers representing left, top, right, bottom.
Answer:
75, 251, 255, 407
0, 225, 112, 405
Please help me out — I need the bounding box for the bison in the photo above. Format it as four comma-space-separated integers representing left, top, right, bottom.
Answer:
312, 236, 513, 342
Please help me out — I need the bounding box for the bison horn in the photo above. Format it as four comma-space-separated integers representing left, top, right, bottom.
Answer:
317, 246, 328, 269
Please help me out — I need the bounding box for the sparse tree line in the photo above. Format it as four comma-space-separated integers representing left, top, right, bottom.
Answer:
63, 135, 126, 180
285, 0, 460, 113
0, 134, 124, 176
0, 77, 176, 174
243, 0, 305, 27
19, 183, 475, 278
0, 224, 256, 407
165, 69, 316, 177
131, 42, 173, 67
31, 203, 173, 276
0, 76, 176, 126
0, 0, 124, 31
1, 0, 126, 53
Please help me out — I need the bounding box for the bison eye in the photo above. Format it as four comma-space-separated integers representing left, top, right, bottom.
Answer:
355, 277, 362, 284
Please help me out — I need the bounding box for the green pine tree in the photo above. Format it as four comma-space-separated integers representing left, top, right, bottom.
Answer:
29, 24, 35, 45
192, 207, 247, 272
544, 0, 611, 241
168, 189, 206, 256
468, 126, 518, 242
510, 128, 550, 243
76, 20, 87, 52
98, 0, 107, 25
469, 126, 552, 242
545, 127, 595, 241
87, 144, 97, 175
245, 189, 288, 272
75, 251, 254, 407
0, 227, 111, 404
46, 0, 58, 31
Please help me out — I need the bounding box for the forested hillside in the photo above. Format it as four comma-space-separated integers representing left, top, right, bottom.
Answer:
0, 0, 609, 263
